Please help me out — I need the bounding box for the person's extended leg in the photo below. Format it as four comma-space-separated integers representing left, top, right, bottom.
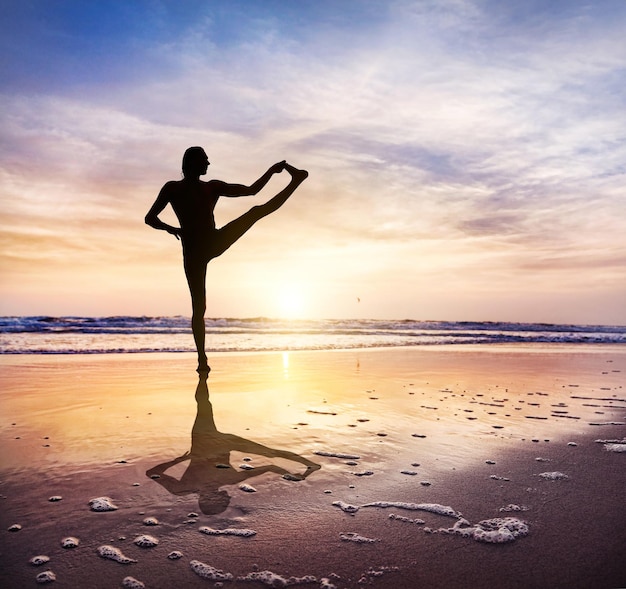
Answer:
183, 254, 210, 373
211, 164, 308, 258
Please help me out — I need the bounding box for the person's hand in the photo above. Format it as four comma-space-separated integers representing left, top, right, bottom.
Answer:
167, 226, 181, 240
270, 160, 286, 174
302, 462, 321, 477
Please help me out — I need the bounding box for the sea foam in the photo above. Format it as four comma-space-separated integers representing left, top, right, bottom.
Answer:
190, 560, 233, 581
237, 570, 318, 586
60, 537, 79, 548
89, 497, 118, 511
538, 471, 569, 480
35, 570, 56, 584
332, 501, 359, 514
168, 551, 184, 560
122, 577, 145, 589
431, 517, 529, 544
199, 527, 257, 537
97, 545, 136, 563
133, 534, 159, 548
604, 443, 626, 452
340, 532, 379, 543
389, 513, 425, 524
362, 501, 460, 518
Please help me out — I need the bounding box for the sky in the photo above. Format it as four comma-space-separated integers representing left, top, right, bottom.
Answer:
1, 0, 625, 324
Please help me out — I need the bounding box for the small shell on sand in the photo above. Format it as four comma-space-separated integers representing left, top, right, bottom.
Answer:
8, 523, 22, 532
89, 497, 118, 512
30, 555, 50, 566
142, 517, 158, 526
97, 545, 137, 563
190, 560, 233, 581
133, 534, 159, 548
35, 570, 56, 584
61, 537, 79, 549
168, 551, 184, 560
122, 576, 145, 589
239, 484, 257, 493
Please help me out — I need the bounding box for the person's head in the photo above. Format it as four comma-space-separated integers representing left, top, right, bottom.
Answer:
198, 489, 231, 515
182, 146, 209, 178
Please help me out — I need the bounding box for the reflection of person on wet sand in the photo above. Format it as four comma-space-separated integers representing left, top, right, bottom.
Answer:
145, 147, 308, 373
146, 375, 320, 515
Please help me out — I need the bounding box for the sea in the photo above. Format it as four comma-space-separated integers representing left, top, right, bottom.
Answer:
0, 316, 625, 355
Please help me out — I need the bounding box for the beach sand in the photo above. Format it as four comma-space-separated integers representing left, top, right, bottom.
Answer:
1, 346, 625, 588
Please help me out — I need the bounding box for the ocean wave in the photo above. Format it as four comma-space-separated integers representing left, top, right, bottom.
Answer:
0, 316, 625, 354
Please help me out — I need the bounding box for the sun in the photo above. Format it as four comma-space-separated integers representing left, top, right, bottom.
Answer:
275, 284, 307, 319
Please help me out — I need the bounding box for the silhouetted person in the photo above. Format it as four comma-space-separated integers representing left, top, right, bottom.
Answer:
145, 147, 308, 372
146, 375, 320, 515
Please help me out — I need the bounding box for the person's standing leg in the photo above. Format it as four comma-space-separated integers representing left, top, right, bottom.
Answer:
184, 254, 209, 372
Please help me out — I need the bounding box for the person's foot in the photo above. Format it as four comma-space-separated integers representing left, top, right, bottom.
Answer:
284, 162, 308, 183
196, 356, 211, 374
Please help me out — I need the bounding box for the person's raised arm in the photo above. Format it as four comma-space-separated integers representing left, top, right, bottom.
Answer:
215, 160, 286, 198
145, 182, 181, 239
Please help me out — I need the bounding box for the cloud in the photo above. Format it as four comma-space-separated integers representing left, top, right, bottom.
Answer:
1, 0, 625, 320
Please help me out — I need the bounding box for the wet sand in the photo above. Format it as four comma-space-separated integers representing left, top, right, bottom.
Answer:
1, 346, 625, 588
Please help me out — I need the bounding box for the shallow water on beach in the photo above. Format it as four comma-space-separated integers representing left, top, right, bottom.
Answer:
1, 347, 624, 475
1, 347, 625, 588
